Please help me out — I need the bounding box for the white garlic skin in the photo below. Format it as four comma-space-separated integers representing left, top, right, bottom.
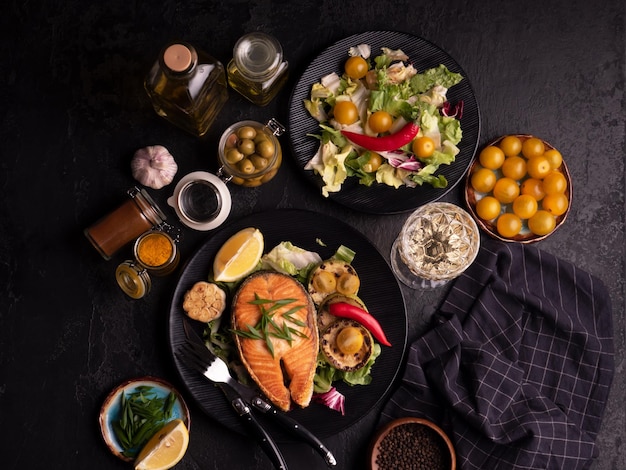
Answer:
131, 145, 178, 190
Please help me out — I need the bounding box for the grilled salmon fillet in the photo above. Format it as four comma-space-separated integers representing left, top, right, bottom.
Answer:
232, 271, 319, 411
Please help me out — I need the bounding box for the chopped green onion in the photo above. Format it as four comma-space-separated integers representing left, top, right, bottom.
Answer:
112, 387, 176, 459
231, 295, 309, 358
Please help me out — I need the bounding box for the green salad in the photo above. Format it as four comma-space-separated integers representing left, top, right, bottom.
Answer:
303, 44, 465, 197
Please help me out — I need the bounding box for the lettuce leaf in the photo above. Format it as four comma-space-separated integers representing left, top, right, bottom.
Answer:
260, 242, 322, 283
409, 64, 463, 94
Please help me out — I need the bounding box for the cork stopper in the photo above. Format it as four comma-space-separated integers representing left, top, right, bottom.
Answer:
163, 44, 193, 72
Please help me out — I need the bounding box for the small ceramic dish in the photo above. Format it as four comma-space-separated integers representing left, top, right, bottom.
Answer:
465, 134, 572, 243
369, 417, 456, 470
99, 376, 191, 462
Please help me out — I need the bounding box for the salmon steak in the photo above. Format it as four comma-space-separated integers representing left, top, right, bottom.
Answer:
232, 271, 319, 411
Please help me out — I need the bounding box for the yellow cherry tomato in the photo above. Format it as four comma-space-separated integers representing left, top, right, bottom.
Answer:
520, 178, 546, 201
542, 171, 567, 194
470, 167, 497, 193
362, 152, 383, 173
544, 148, 563, 169
512, 194, 538, 219
412, 136, 436, 158
493, 177, 520, 204
542, 193, 569, 216
368, 111, 393, 134
526, 155, 552, 179
479, 145, 505, 170
499, 135, 523, 157
501, 156, 527, 180
522, 137, 546, 159
497, 213, 522, 238
344, 56, 368, 79
333, 101, 359, 125
475, 196, 501, 221
528, 210, 556, 236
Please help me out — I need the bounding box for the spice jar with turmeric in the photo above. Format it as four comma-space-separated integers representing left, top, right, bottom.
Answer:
134, 230, 179, 276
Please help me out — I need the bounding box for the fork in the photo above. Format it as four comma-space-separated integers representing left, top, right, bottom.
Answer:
177, 340, 288, 469
176, 337, 337, 468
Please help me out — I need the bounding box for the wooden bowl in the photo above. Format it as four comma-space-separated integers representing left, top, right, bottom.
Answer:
369, 417, 456, 470
464, 134, 572, 243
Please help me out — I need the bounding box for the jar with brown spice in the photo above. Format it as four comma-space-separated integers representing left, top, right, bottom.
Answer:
84, 187, 166, 260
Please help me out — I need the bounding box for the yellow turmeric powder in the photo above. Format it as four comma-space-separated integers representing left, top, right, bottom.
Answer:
136, 232, 173, 267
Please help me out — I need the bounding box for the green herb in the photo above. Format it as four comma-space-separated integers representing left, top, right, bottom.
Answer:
112, 387, 175, 458
232, 295, 308, 358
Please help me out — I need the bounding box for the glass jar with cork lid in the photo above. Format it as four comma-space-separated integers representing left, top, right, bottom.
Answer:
227, 32, 289, 106
144, 41, 229, 137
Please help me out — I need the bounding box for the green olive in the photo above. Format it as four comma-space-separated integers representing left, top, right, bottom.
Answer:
225, 148, 244, 164
238, 158, 256, 175
256, 139, 275, 159
249, 154, 269, 170
253, 131, 269, 144
237, 139, 256, 156
236, 126, 257, 140
312, 270, 337, 293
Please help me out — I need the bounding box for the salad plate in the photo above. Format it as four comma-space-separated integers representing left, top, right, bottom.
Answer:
168, 209, 408, 440
288, 30, 481, 214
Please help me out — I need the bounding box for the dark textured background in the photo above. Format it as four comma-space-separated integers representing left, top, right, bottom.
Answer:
1, 1, 624, 469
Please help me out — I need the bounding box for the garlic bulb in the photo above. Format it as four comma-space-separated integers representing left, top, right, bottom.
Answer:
131, 145, 178, 189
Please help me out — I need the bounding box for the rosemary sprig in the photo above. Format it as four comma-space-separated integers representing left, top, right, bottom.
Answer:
232, 294, 309, 357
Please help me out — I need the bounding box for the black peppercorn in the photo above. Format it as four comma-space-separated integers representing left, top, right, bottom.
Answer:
374, 422, 452, 470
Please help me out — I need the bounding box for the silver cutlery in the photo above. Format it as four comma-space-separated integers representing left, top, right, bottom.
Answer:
176, 320, 337, 469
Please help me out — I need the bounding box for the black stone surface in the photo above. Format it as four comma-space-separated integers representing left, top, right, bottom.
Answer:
1, 1, 624, 469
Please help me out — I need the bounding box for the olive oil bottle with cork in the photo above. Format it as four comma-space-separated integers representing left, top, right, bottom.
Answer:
144, 41, 229, 137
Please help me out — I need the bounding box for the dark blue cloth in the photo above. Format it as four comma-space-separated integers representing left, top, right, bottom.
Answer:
380, 237, 614, 470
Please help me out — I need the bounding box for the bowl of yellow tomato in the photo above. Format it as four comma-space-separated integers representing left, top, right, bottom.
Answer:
465, 134, 572, 243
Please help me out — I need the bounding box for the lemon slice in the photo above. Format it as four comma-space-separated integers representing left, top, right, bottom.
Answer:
134, 419, 189, 470
213, 227, 264, 282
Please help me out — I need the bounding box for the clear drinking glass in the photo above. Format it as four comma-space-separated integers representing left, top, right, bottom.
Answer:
390, 202, 480, 289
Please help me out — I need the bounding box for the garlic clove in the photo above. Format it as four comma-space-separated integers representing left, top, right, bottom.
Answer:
131, 145, 178, 190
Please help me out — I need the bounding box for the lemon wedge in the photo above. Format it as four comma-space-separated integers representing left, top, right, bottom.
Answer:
134, 419, 189, 470
213, 227, 264, 282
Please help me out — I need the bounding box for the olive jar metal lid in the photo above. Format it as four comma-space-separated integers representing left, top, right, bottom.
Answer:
167, 171, 232, 231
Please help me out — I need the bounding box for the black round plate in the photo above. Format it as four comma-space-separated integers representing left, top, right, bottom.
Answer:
168, 209, 407, 440
288, 30, 481, 214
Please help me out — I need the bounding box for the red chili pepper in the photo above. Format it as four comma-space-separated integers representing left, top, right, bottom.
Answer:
328, 302, 392, 347
341, 120, 419, 152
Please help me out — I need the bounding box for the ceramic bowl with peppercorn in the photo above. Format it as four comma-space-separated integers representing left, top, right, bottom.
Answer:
369, 417, 456, 470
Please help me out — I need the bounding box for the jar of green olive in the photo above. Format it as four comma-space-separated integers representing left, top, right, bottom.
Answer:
217, 119, 285, 187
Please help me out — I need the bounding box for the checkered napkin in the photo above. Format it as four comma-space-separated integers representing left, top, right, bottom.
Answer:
380, 237, 614, 470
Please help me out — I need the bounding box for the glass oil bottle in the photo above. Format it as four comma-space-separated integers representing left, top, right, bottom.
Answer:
144, 41, 229, 138
227, 32, 288, 106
